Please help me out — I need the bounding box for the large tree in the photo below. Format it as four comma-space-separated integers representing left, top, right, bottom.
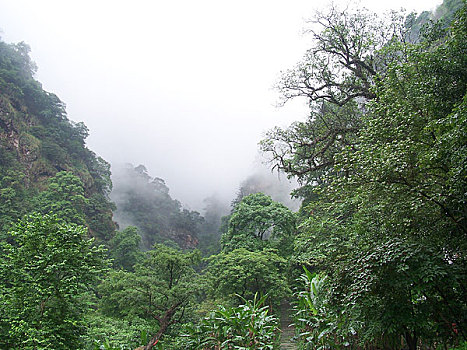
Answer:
261, 5, 418, 202
205, 248, 290, 307
265, 2, 467, 348
275, 6, 406, 106
0, 214, 108, 349
98, 244, 201, 349
328, 7, 467, 345
221, 193, 296, 256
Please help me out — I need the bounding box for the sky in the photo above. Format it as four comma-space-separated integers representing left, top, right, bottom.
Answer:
0, 0, 442, 210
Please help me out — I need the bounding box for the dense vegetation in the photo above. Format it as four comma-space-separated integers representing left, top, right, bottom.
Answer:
0, 0, 466, 349
0, 39, 115, 241
260, 1, 467, 349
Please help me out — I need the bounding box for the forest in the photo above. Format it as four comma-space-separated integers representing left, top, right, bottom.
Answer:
0, 0, 466, 349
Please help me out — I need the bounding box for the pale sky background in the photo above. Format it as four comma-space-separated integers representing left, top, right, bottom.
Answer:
0, 0, 442, 210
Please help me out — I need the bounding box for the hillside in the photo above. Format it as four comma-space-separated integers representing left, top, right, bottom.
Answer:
111, 163, 202, 249
0, 39, 116, 241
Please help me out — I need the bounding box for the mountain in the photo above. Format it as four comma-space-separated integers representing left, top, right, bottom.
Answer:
111, 163, 202, 249
0, 39, 116, 241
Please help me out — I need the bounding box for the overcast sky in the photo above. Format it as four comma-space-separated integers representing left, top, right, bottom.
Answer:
0, 0, 442, 210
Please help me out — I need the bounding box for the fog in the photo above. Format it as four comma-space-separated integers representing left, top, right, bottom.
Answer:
0, 0, 441, 211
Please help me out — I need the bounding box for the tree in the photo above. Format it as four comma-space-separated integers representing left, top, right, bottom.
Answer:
331, 7, 467, 345
288, 3, 467, 348
339, 4, 467, 244
262, 5, 419, 202
263, 1, 467, 348
205, 248, 290, 307
221, 193, 296, 256
276, 6, 410, 108
0, 214, 108, 349
109, 226, 143, 272
98, 244, 201, 349
260, 101, 362, 201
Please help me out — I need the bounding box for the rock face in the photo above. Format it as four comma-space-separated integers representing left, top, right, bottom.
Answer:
180, 232, 199, 249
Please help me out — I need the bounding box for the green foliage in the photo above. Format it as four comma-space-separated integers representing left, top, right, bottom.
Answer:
0, 149, 32, 234
0, 214, 109, 349
355, 16, 467, 244
30, 171, 116, 241
181, 293, 280, 349
83, 313, 152, 350
85, 191, 117, 242
266, 2, 467, 349
0, 37, 116, 243
1, 2, 464, 349
34, 171, 88, 225
450, 342, 467, 350
109, 226, 143, 271
293, 268, 352, 349
205, 248, 290, 306
98, 244, 201, 346
345, 239, 465, 345
221, 193, 296, 256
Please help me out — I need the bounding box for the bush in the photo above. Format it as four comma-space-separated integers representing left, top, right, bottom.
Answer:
181, 294, 280, 349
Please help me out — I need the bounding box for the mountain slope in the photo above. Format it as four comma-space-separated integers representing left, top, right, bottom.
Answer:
0, 39, 116, 241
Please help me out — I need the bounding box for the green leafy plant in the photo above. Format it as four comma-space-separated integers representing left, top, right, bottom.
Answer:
293, 267, 350, 350
182, 293, 280, 349
450, 342, 467, 350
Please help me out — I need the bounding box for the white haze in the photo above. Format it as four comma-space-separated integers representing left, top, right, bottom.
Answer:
0, 0, 441, 210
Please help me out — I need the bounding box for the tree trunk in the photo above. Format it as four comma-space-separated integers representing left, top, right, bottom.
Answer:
139, 301, 184, 350
404, 331, 417, 350
143, 321, 170, 350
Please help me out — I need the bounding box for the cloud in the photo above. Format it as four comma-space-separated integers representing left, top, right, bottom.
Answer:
0, 0, 441, 209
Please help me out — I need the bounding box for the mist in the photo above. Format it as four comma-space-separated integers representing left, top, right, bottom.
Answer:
0, 0, 442, 211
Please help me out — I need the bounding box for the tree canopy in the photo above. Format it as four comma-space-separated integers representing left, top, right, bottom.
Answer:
0, 214, 108, 349
98, 244, 201, 349
263, 2, 467, 348
221, 193, 296, 255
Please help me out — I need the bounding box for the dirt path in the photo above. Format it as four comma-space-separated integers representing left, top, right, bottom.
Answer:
279, 300, 296, 350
